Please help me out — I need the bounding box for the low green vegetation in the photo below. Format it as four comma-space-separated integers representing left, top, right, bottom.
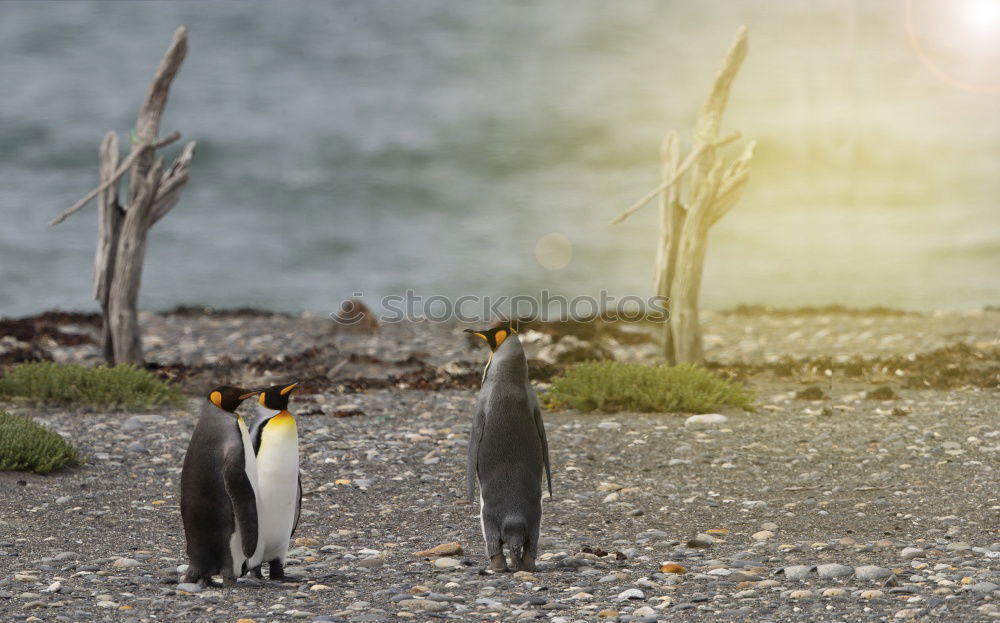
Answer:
0, 362, 186, 410
0, 412, 81, 474
544, 361, 755, 414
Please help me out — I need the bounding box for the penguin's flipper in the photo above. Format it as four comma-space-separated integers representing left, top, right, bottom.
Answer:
223, 447, 259, 558
467, 400, 486, 502
290, 471, 302, 537
532, 400, 552, 498
249, 411, 271, 455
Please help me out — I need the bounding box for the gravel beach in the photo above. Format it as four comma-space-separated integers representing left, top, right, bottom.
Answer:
1, 309, 998, 622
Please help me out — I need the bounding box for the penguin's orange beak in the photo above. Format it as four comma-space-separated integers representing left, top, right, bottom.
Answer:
279, 382, 298, 396
238, 390, 261, 400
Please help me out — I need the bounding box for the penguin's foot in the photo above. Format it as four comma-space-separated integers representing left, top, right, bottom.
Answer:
516, 553, 536, 572
268, 560, 293, 582
489, 554, 509, 572
251, 565, 264, 580
221, 576, 237, 588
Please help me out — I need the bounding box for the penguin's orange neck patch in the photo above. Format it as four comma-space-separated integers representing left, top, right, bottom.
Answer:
267, 411, 296, 433
493, 329, 508, 349
209, 391, 223, 408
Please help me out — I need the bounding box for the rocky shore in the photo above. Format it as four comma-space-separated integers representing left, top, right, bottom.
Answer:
0, 308, 998, 622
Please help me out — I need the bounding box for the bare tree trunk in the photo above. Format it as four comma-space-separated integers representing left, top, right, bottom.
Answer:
669, 160, 724, 364
51, 26, 194, 367
109, 160, 164, 365
668, 28, 748, 364
94, 131, 121, 364
612, 26, 754, 365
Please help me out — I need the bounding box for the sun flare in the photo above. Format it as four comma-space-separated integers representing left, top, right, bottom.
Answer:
905, 0, 1000, 92
958, 0, 1000, 36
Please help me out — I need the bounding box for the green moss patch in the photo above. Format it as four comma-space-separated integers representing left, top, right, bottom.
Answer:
543, 361, 755, 414
0, 362, 186, 410
0, 412, 81, 474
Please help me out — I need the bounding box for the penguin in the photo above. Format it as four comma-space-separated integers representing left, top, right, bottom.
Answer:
180, 385, 264, 587
465, 322, 552, 572
248, 382, 302, 581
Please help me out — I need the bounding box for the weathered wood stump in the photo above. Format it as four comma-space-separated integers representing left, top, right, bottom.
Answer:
613, 26, 755, 365
50, 26, 195, 366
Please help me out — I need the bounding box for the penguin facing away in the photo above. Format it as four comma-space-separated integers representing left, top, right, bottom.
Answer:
180, 386, 264, 587
249, 382, 302, 581
465, 323, 552, 572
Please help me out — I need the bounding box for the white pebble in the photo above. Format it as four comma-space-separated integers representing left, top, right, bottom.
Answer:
684, 414, 727, 427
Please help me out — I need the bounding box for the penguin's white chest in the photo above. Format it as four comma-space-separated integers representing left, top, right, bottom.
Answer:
256, 412, 299, 562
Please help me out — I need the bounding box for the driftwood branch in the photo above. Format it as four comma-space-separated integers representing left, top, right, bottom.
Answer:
693, 26, 748, 148
48, 131, 181, 226
609, 131, 740, 225
653, 131, 679, 299
150, 140, 196, 225
93, 131, 122, 362
129, 26, 187, 207
710, 140, 755, 225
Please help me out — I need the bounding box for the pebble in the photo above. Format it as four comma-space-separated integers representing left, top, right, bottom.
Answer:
859, 589, 884, 599
816, 563, 853, 579
686, 534, 715, 548
783, 565, 812, 581
900, 547, 924, 559
119, 414, 165, 432
855, 565, 892, 581
112, 558, 141, 568
616, 588, 644, 601
396, 599, 448, 612
413, 542, 463, 557
684, 413, 727, 427
432, 558, 461, 569
175, 583, 202, 593
751, 530, 775, 541
970, 582, 1000, 594
787, 590, 813, 599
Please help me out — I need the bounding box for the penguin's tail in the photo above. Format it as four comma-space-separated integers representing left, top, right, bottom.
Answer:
501, 518, 527, 562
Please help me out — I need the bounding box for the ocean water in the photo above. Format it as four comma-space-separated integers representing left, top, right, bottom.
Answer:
1, 0, 998, 317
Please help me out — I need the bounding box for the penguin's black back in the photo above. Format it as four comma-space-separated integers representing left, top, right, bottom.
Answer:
472, 337, 546, 516
180, 401, 244, 581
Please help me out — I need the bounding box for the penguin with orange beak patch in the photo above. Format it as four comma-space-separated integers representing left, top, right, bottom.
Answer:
465, 322, 552, 572
180, 386, 264, 586
248, 382, 302, 581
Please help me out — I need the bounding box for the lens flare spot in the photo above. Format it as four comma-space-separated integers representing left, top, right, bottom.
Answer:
959, 0, 1000, 35
535, 233, 572, 270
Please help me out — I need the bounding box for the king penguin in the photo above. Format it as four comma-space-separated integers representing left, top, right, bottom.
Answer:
465, 322, 552, 572
248, 382, 302, 581
180, 385, 264, 586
